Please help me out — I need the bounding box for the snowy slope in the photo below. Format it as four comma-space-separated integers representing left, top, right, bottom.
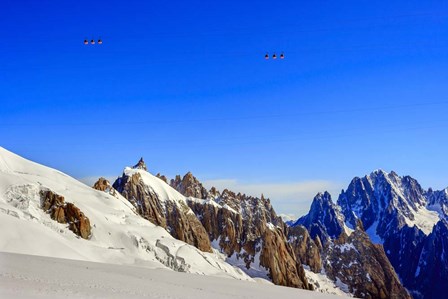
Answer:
0, 147, 249, 280
303, 266, 351, 297
0, 252, 341, 299
121, 167, 238, 214
123, 167, 190, 205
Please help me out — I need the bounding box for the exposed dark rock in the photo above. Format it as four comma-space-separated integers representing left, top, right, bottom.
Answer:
323, 221, 411, 299
40, 190, 91, 239
292, 192, 345, 244
133, 158, 147, 171
156, 173, 168, 184
294, 190, 411, 298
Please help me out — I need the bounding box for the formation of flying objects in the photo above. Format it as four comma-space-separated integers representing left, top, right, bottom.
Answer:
84, 38, 102, 45
82, 38, 286, 62
265, 52, 285, 60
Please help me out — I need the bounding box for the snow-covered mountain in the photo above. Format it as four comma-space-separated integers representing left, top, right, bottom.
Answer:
290, 169, 448, 299
0, 147, 250, 280
3, 146, 445, 299
338, 170, 440, 241
292, 191, 351, 244
337, 170, 448, 299
113, 168, 312, 290
290, 192, 411, 299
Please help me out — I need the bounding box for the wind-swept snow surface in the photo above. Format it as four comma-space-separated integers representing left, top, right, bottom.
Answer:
0, 147, 248, 280
0, 252, 341, 299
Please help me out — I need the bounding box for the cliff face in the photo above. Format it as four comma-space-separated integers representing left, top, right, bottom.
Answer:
112, 160, 212, 253
172, 173, 311, 289
287, 225, 322, 273
323, 222, 411, 299
293, 191, 345, 244
290, 192, 411, 299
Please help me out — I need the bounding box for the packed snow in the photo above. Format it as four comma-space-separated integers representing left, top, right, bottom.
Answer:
336, 243, 357, 254
403, 206, 440, 235
365, 221, 383, 244
343, 224, 354, 236
303, 266, 351, 297
0, 252, 343, 299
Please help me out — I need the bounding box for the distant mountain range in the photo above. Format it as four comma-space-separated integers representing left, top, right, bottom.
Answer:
1, 147, 446, 298
291, 170, 448, 299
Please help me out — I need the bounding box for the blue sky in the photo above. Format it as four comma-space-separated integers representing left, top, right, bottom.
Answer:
1, 1, 447, 217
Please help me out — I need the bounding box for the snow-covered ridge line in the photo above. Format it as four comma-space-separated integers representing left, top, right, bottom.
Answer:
0, 147, 251, 281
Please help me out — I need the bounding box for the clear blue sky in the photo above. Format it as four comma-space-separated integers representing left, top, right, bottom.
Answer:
1, 0, 447, 216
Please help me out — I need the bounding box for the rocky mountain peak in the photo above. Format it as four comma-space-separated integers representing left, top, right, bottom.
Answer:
170, 171, 209, 199
292, 192, 345, 243
335, 170, 448, 298
338, 170, 430, 235
132, 158, 147, 171
209, 186, 220, 197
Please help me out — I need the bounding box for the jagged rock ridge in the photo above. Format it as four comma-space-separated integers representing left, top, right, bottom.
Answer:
337, 170, 447, 298
171, 170, 312, 289
290, 192, 411, 299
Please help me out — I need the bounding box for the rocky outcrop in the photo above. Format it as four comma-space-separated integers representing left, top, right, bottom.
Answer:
40, 189, 91, 239
112, 164, 212, 253
133, 158, 147, 171
287, 225, 321, 273
260, 225, 310, 288
173, 172, 311, 289
92, 177, 118, 197
156, 173, 168, 184
323, 221, 411, 299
